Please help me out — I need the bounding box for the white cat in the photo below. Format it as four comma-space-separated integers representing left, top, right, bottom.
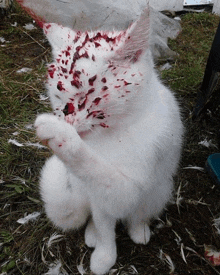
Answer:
35, 8, 183, 275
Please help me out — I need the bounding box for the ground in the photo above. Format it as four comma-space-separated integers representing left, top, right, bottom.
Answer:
1, 3, 220, 275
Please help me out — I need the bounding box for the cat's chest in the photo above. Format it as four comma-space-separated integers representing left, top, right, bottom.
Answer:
81, 124, 151, 172
82, 128, 136, 163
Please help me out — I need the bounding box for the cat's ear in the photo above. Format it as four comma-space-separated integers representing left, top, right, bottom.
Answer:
114, 7, 150, 63
43, 23, 75, 51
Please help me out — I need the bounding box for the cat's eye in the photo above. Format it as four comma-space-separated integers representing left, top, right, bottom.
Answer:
55, 95, 61, 99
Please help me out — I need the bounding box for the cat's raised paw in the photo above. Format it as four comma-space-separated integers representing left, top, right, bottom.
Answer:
34, 113, 81, 153
35, 114, 59, 142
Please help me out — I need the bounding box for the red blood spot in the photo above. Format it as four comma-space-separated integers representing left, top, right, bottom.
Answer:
48, 66, 56, 78
56, 59, 60, 63
81, 51, 89, 58
92, 54, 95, 61
88, 75, 97, 86
93, 97, 101, 105
73, 71, 81, 78
45, 24, 51, 29
102, 86, 108, 91
71, 80, 82, 89
76, 46, 81, 52
69, 62, 75, 74
61, 67, 67, 73
101, 77, 107, 83
74, 31, 81, 43
58, 144, 62, 147
63, 103, 75, 116
87, 88, 95, 95
124, 81, 132, 86
57, 81, 65, 91
96, 112, 105, 119
103, 94, 109, 98
62, 60, 64, 64
94, 42, 101, 48
78, 97, 87, 111
86, 110, 105, 119
114, 85, 121, 88
65, 60, 68, 65
73, 52, 80, 63
100, 123, 109, 128
67, 103, 75, 114
82, 33, 90, 46
92, 32, 102, 40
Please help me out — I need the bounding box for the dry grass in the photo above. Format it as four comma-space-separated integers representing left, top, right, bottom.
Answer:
1, 3, 220, 274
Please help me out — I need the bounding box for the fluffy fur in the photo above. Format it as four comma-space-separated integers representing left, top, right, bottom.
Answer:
35, 8, 183, 275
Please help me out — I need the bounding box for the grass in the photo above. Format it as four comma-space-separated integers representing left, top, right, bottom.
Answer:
162, 12, 220, 98
1, 3, 220, 275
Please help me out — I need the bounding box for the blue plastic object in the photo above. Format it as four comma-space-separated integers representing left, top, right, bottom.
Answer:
206, 153, 220, 185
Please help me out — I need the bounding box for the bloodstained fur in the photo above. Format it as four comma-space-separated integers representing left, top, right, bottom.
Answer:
45, 24, 141, 129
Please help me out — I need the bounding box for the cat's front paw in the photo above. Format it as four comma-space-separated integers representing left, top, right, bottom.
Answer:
90, 245, 117, 275
34, 114, 81, 153
35, 114, 58, 143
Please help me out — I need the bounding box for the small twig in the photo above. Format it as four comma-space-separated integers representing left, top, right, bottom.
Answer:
176, 181, 183, 214
10, 80, 40, 93
17, 26, 46, 49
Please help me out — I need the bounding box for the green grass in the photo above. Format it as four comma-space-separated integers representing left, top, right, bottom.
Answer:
161, 12, 220, 99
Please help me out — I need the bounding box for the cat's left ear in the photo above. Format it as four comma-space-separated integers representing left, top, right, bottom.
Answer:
43, 23, 74, 51
114, 7, 150, 63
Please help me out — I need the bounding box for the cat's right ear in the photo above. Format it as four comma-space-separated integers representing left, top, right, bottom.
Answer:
43, 23, 74, 51
113, 7, 150, 64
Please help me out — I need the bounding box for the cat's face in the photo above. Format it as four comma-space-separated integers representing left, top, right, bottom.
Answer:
44, 10, 150, 133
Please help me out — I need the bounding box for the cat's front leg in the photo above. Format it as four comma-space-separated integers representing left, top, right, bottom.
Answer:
90, 209, 117, 275
34, 113, 81, 157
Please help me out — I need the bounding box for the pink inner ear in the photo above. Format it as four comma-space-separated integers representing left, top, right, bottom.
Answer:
114, 8, 150, 63
15, 0, 45, 28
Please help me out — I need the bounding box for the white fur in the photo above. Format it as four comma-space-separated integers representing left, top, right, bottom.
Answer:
35, 8, 183, 275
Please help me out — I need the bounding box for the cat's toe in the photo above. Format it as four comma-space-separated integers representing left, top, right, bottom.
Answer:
129, 222, 151, 245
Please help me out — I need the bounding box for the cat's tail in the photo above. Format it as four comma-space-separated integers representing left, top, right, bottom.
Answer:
40, 155, 90, 231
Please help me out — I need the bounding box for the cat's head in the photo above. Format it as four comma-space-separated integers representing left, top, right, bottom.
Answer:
44, 8, 151, 133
